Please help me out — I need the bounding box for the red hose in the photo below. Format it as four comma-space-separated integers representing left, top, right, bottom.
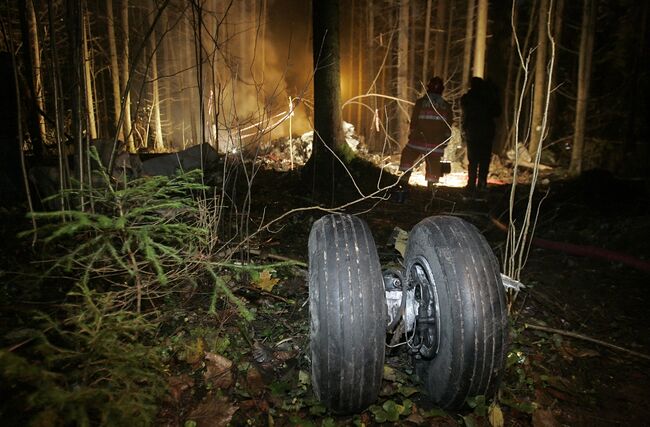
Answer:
490, 217, 650, 273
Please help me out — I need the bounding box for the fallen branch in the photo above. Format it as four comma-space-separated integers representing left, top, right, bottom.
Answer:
524, 323, 650, 361
249, 249, 307, 268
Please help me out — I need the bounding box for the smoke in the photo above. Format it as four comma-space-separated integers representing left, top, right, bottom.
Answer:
203, 0, 313, 152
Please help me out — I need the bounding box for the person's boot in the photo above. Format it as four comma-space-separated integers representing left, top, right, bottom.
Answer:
466, 167, 477, 194
391, 183, 409, 203
391, 172, 411, 203
477, 178, 488, 192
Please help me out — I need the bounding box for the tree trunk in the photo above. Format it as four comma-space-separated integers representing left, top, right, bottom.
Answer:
26, 0, 46, 148
397, 0, 410, 148
19, 0, 44, 157
161, 7, 174, 146
83, 12, 97, 139
357, 0, 363, 130
148, 1, 164, 151
408, 1, 417, 89
308, 0, 345, 200
546, 0, 565, 143
106, 0, 124, 142
422, 0, 433, 83
367, 0, 377, 150
472, 0, 487, 78
121, 0, 135, 151
183, 15, 197, 146
442, 1, 454, 80
433, 0, 447, 77
529, 0, 550, 155
462, 0, 475, 90
569, 0, 595, 176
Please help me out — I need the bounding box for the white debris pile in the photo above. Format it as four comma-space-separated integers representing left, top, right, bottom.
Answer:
258, 121, 364, 171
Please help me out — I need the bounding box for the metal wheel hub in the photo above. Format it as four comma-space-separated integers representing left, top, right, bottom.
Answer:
382, 258, 441, 358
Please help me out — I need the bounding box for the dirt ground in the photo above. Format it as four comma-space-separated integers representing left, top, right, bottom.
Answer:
233, 165, 650, 426
1, 163, 649, 426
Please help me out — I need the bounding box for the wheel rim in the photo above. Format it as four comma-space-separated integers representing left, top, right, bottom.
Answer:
408, 255, 441, 359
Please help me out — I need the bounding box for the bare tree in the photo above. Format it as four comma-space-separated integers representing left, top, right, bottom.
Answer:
106, 0, 124, 142
26, 0, 46, 146
569, 0, 596, 175
432, 0, 447, 77
148, 0, 164, 151
421, 0, 432, 83
83, 11, 97, 139
306, 0, 346, 201
121, 0, 135, 151
462, 0, 475, 91
397, 0, 410, 148
472, 0, 488, 78
529, 0, 550, 155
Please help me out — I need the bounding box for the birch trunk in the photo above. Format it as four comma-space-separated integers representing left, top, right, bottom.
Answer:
442, 1, 454, 80
472, 0, 487, 78
433, 0, 447, 77
148, 1, 164, 151
529, 0, 550, 155
397, 0, 410, 148
83, 12, 97, 139
121, 0, 135, 151
27, 0, 46, 144
422, 0, 432, 83
462, 0, 475, 90
569, 0, 595, 176
106, 0, 124, 142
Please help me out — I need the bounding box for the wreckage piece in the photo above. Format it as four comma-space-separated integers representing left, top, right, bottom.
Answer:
308, 214, 386, 413
405, 216, 508, 409
28, 139, 141, 209
308, 214, 509, 412
141, 143, 218, 176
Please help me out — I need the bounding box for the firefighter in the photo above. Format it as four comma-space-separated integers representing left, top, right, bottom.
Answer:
395, 77, 453, 201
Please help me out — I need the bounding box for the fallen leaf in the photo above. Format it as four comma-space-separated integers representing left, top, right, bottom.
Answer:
405, 412, 426, 424
181, 337, 206, 365
532, 409, 560, 427
383, 365, 397, 382
246, 366, 265, 396
186, 394, 238, 427
272, 349, 296, 362
489, 402, 504, 427
204, 352, 234, 389
168, 374, 195, 402
563, 345, 600, 358
240, 399, 270, 413
392, 227, 409, 257
255, 269, 280, 292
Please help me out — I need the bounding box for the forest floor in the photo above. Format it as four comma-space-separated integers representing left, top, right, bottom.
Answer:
2, 161, 649, 426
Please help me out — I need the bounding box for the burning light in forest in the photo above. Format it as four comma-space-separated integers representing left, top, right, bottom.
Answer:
438, 172, 469, 188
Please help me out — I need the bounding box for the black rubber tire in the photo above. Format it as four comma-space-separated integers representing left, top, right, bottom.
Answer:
308, 214, 386, 413
405, 216, 508, 409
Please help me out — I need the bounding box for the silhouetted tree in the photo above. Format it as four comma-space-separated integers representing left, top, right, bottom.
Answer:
304, 0, 348, 202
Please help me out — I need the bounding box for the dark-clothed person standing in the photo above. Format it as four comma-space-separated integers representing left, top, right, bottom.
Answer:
461, 77, 501, 191
398, 76, 453, 189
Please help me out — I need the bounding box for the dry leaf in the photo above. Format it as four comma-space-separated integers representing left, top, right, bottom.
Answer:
187, 394, 238, 427
168, 374, 195, 402
240, 399, 270, 413
392, 227, 409, 257
204, 352, 234, 389
532, 409, 560, 427
255, 269, 280, 292
272, 349, 297, 362
563, 345, 600, 358
489, 402, 504, 427
246, 366, 266, 396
